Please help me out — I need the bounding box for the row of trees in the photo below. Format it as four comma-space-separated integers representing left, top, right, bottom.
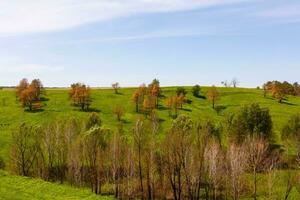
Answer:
16, 79, 44, 111
263, 81, 300, 103
10, 103, 298, 199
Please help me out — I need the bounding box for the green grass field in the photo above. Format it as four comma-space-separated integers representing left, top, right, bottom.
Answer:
1, 86, 300, 160
0, 170, 114, 200
1, 86, 300, 199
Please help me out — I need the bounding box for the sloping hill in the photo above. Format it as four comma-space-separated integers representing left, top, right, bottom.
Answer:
0, 170, 114, 200
1, 87, 300, 159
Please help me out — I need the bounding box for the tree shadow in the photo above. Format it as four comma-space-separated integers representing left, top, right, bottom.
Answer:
214, 105, 227, 114
40, 97, 50, 102
281, 101, 297, 106
84, 108, 101, 113
181, 108, 192, 112
25, 109, 45, 113
186, 99, 192, 104
157, 105, 168, 111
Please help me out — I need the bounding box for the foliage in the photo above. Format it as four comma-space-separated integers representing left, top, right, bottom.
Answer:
192, 84, 201, 97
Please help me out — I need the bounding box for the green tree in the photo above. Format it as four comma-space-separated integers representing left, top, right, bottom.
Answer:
192, 84, 201, 97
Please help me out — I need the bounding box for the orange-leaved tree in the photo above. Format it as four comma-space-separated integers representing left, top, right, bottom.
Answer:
69, 83, 92, 111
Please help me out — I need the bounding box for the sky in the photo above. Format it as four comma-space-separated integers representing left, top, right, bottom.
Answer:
0, 0, 299, 87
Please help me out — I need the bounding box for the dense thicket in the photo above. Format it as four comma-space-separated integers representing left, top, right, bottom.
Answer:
9, 106, 300, 199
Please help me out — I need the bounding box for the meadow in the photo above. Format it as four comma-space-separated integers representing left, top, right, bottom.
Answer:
1, 86, 300, 199
1, 86, 299, 159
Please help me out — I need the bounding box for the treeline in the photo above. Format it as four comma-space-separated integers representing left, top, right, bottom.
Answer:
9, 103, 300, 199
263, 81, 300, 103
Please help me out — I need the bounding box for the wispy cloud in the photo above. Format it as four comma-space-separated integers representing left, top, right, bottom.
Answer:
256, 4, 300, 18
0, 0, 245, 36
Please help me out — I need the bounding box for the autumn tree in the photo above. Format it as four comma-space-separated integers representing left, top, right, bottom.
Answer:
16, 78, 44, 111
69, 83, 92, 111
192, 84, 201, 97
112, 82, 120, 94
113, 105, 125, 121
132, 84, 147, 113
207, 86, 220, 109
165, 96, 180, 118
148, 79, 161, 108
16, 78, 29, 99
271, 81, 286, 103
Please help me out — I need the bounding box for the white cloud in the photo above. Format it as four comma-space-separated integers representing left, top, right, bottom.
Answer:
256, 4, 300, 18
0, 0, 243, 36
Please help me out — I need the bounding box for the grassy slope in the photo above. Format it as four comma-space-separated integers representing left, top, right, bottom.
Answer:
0, 170, 114, 200
1, 87, 300, 199
1, 86, 300, 159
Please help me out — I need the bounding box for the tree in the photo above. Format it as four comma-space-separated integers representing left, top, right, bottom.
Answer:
11, 123, 39, 176
176, 87, 187, 97
82, 126, 111, 194
245, 136, 268, 200
20, 86, 36, 111
165, 96, 180, 118
192, 84, 201, 97
113, 105, 125, 121
231, 78, 239, 88
69, 83, 92, 111
207, 86, 220, 109
16, 79, 44, 111
112, 82, 120, 94
271, 81, 286, 103
232, 103, 272, 142
148, 79, 161, 108
30, 79, 44, 100
16, 78, 29, 99
132, 84, 147, 113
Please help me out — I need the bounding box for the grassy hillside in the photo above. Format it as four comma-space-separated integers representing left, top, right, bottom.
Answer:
0, 170, 114, 200
1, 86, 300, 160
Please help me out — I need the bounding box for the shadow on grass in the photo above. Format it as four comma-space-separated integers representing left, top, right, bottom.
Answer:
194, 95, 207, 99
40, 97, 50, 102
157, 105, 168, 111
281, 101, 297, 106
25, 109, 45, 113
214, 105, 227, 114
181, 108, 192, 112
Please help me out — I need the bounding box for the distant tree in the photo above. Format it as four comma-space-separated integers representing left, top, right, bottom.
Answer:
132, 84, 147, 113
176, 87, 187, 97
192, 84, 201, 97
221, 80, 230, 87
112, 82, 120, 94
263, 84, 267, 98
165, 96, 180, 118
69, 83, 92, 111
231, 78, 239, 88
293, 82, 300, 96
113, 105, 125, 121
177, 93, 185, 109
271, 82, 286, 103
30, 79, 44, 100
16, 78, 29, 99
148, 79, 161, 108
207, 86, 220, 109
19, 86, 36, 111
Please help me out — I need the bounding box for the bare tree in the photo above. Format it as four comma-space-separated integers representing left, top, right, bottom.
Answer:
112, 82, 120, 94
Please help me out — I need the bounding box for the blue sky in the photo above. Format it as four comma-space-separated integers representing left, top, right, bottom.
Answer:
0, 0, 299, 87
